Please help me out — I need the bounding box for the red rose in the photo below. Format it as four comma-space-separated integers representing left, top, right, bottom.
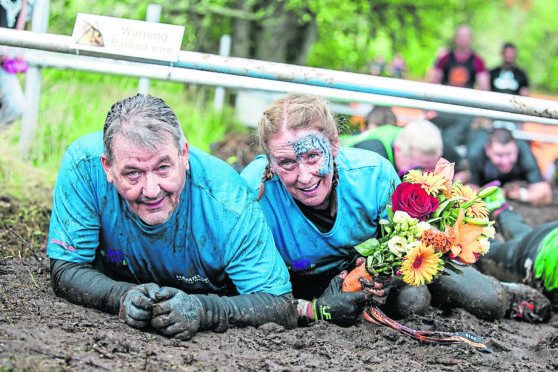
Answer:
391, 182, 439, 221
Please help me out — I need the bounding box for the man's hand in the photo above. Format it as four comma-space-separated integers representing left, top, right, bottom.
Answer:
119, 283, 161, 329
313, 273, 368, 327
151, 287, 204, 340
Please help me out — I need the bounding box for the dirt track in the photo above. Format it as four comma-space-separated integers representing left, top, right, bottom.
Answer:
1, 185, 558, 371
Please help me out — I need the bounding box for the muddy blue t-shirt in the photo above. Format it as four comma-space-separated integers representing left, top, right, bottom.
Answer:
240, 147, 399, 277
47, 131, 291, 297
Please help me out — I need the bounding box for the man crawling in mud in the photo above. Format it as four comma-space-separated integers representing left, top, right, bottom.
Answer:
46, 94, 297, 340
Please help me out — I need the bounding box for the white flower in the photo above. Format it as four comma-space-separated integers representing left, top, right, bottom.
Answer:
482, 225, 496, 240
393, 211, 411, 224
413, 222, 432, 237
479, 238, 490, 255
388, 236, 408, 257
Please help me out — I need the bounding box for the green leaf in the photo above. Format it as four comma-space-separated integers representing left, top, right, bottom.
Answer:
354, 238, 380, 256
444, 260, 464, 276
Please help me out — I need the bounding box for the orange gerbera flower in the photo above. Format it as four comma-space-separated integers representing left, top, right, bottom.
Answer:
404, 170, 447, 197
448, 209, 484, 264
421, 229, 455, 253
400, 243, 442, 286
452, 184, 489, 219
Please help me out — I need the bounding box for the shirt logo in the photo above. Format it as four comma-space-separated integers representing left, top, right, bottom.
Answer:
449, 66, 470, 87
101, 248, 127, 266
176, 274, 210, 285
49, 239, 76, 252
289, 260, 315, 271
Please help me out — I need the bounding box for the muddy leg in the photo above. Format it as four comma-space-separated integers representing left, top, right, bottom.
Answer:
428, 265, 507, 321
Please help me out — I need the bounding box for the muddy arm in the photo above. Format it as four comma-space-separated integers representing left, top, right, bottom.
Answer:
194, 292, 298, 331
50, 258, 133, 314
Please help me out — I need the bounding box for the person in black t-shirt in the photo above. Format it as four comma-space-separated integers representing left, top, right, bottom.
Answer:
467, 128, 552, 205
489, 42, 529, 96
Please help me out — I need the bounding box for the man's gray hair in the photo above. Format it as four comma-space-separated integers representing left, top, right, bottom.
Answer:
103, 94, 186, 164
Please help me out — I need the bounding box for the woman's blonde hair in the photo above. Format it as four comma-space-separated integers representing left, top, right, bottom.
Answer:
256, 94, 340, 215
257, 93, 338, 155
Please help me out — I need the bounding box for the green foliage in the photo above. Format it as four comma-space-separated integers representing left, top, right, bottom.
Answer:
44, 0, 558, 92
3, 70, 242, 172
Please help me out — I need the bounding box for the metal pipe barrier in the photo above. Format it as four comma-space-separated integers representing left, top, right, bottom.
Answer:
2, 28, 558, 121
20, 49, 558, 132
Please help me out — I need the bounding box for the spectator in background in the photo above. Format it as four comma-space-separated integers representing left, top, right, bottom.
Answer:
467, 127, 552, 206
429, 24, 489, 90
428, 25, 489, 162
490, 42, 530, 96
387, 53, 407, 79
425, 46, 448, 83
370, 55, 386, 76
0, 0, 33, 130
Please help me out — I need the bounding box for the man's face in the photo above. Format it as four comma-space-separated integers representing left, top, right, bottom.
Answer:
394, 147, 441, 175
486, 141, 518, 174
454, 26, 472, 50
268, 127, 338, 211
502, 47, 517, 67
102, 134, 189, 225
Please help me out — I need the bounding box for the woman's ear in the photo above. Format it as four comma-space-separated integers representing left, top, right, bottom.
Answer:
331, 129, 340, 157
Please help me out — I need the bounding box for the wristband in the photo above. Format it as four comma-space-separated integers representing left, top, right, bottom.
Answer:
519, 187, 528, 202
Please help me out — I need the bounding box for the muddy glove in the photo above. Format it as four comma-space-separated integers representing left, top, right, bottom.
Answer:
151, 287, 205, 340
119, 283, 161, 329
354, 257, 392, 305
300, 273, 368, 327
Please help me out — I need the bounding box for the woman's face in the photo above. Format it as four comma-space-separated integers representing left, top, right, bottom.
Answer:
268, 127, 338, 210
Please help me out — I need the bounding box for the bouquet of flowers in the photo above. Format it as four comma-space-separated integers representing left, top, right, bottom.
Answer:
341, 158, 497, 351
343, 158, 497, 290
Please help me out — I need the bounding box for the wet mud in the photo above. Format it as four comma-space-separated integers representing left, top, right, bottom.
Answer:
1, 181, 558, 371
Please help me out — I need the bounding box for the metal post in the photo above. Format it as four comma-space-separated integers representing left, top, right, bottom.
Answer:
213, 34, 231, 111
137, 4, 162, 94
18, 0, 49, 157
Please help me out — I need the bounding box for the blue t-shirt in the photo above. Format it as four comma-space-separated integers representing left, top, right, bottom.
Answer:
240, 147, 400, 276
47, 131, 291, 297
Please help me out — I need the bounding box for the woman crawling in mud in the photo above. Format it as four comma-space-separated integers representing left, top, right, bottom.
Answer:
240, 93, 553, 330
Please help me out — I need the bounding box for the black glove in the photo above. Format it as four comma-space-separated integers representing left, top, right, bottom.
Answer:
119, 283, 161, 329
151, 287, 204, 340
313, 274, 368, 327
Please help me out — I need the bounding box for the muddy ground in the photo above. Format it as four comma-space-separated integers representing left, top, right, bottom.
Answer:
1, 158, 558, 371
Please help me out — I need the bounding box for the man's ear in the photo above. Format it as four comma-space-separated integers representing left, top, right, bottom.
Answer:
181, 141, 190, 172
101, 155, 114, 184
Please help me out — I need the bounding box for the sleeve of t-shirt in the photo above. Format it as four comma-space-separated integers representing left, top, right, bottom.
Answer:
240, 155, 267, 194
47, 148, 101, 263
222, 200, 292, 297
517, 141, 544, 184
354, 139, 389, 160
435, 53, 450, 70
473, 55, 487, 73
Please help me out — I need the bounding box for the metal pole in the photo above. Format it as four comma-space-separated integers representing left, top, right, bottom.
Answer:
213, 34, 231, 111
137, 4, 161, 94
18, 0, 49, 157
20, 50, 558, 128
2, 29, 558, 120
